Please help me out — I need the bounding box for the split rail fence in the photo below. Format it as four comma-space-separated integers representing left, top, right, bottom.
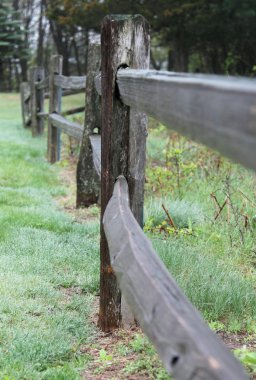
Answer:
20, 14, 256, 380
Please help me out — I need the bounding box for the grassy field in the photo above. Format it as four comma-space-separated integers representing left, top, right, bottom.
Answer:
146, 125, 256, 325
0, 94, 100, 379
0, 93, 255, 378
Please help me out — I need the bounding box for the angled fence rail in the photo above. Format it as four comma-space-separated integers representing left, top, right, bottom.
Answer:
19, 13, 255, 380
104, 176, 245, 380
54, 74, 86, 90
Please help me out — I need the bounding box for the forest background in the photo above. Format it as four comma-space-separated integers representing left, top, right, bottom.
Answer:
1, 0, 256, 92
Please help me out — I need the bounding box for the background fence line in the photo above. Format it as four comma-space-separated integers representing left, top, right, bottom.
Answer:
18, 14, 255, 379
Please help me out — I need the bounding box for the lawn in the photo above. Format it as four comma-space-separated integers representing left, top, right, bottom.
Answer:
0, 92, 255, 379
0, 93, 99, 379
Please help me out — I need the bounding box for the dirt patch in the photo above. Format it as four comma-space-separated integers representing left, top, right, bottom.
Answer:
79, 297, 256, 379
55, 151, 100, 223
218, 330, 256, 350
80, 330, 150, 380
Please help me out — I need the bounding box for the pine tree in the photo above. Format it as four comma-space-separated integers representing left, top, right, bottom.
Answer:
0, 2, 26, 91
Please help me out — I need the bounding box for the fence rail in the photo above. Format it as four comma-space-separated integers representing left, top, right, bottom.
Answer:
54, 74, 86, 90
49, 113, 83, 141
116, 68, 256, 171
19, 14, 253, 380
94, 69, 256, 171
35, 76, 49, 90
104, 176, 245, 380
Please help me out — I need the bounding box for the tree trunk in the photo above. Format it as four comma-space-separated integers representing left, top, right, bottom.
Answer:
37, 0, 45, 66
168, 38, 189, 72
0, 60, 5, 91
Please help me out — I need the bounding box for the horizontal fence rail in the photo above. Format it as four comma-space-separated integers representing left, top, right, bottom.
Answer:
49, 113, 83, 141
35, 76, 49, 90
54, 74, 86, 90
37, 112, 48, 118
116, 69, 256, 171
103, 176, 247, 380
61, 106, 85, 117
44, 89, 85, 100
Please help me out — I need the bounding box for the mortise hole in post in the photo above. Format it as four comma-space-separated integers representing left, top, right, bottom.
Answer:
115, 64, 129, 101
171, 356, 179, 367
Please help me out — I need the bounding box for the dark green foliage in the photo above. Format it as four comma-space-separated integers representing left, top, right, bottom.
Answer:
46, 0, 256, 75
0, 2, 27, 90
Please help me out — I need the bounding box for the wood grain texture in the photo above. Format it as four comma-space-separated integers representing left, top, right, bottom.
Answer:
61, 106, 85, 116
117, 69, 256, 171
100, 14, 150, 331
49, 113, 83, 141
61, 89, 85, 97
47, 55, 63, 163
37, 112, 48, 118
94, 73, 101, 96
76, 43, 101, 208
103, 176, 248, 380
30, 67, 45, 136
36, 76, 49, 90
89, 135, 101, 177
20, 82, 31, 128
54, 74, 86, 90
24, 92, 31, 103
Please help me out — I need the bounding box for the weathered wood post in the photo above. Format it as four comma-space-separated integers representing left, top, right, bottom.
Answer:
99, 15, 150, 331
30, 67, 45, 136
76, 43, 101, 207
48, 55, 63, 163
20, 82, 29, 128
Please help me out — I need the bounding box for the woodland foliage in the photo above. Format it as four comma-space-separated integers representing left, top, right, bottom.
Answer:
0, 0, 256, 90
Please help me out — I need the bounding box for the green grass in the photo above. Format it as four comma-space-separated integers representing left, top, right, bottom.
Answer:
145, 122, 256, 330
0, 93, 99, 379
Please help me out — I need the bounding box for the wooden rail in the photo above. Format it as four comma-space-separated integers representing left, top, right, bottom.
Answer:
35, 76, 49, 90
61, 106, 85, 116
95, 70, 256, 171
54, 74, 86, 90
116, 69, 256, 171
49, 113, 83, 141
104, 176, 247, 380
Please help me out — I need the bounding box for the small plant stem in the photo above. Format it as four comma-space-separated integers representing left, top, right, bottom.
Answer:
162, 204, 176, 228
243, 214, 250, 229
214, 198, 227, 220
210, 193, 221, 212
227, 198, 230, 223
237, 189, 256, 209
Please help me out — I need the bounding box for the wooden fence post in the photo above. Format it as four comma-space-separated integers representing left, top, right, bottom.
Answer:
20, 82, 32, 128
30, 67, 45, 136
76, 43, 101, 207
48, 55, 63, 163
20, 82, 27, 128
99, 15, 150, 331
